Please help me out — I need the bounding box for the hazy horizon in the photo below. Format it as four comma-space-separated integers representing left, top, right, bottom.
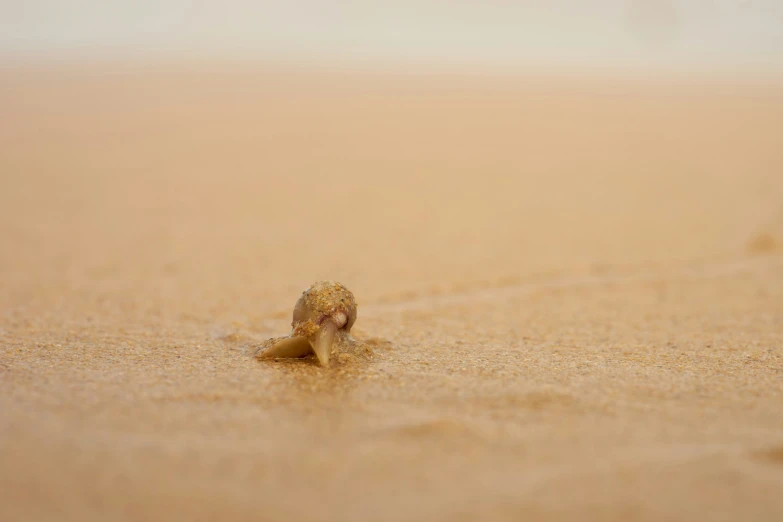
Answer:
2, 1, 783, 73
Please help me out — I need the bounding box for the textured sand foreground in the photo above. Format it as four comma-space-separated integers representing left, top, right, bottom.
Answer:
1, 65, 782, 521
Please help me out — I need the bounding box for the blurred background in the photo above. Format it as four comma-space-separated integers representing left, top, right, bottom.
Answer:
2, 1, 782, 315
2, 0, 782, 315
2, 1, 783, 72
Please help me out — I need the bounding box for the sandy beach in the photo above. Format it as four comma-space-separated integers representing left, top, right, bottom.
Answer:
1, 64, 782, 521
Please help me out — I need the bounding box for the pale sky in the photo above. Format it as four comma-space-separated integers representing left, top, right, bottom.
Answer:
1, 1, 782, 71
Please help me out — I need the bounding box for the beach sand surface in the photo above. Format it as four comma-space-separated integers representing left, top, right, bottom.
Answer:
1, 64, 782, 521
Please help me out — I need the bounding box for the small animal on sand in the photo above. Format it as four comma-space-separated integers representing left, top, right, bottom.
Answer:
253, 281, 367, 366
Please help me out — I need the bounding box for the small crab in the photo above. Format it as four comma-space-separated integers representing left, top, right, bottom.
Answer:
254, 281, 362, 366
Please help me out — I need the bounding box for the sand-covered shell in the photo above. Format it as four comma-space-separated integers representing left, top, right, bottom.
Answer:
254, 281, 359, 366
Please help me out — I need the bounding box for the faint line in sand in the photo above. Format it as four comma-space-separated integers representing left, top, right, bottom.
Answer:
361, 255, 783, 317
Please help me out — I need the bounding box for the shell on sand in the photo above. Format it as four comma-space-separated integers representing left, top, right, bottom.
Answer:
254, 281, 369, 366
